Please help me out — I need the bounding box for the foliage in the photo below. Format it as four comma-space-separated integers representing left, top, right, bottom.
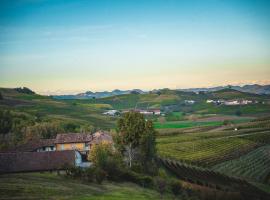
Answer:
89, 141, 115, 169
24, 122, 63, 140
0, 110, 13, 134
14, 87, 35, 94
95, 168, 107, 184
0, 92, 3, 100
88, 141, 124, 181
83, 167, 96, 182
116, 111, 157, 170
62, 122, 80, 132
170, 180, 182, 197
122, 170, 154, 188
155, 176, 167, 198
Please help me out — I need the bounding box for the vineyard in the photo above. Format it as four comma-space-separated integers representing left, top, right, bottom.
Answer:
157, 118, 270, 167
159, 158, 270, 200
212, 145, 270, 183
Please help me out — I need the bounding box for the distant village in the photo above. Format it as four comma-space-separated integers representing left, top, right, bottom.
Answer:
103, 99, 263, 116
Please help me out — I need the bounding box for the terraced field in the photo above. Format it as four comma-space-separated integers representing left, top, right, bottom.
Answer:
157, 124, 270, 167
212, 145, 270, 183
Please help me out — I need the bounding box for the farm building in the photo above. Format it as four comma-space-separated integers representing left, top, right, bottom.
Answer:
6, 139, 56, 152
55, 131, 112, 154
0, 150, 83, 173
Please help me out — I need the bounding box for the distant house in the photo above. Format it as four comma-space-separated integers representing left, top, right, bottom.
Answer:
184, 100, 195, 105
103, 110, 119, 116
224, 100, 239, 105
0, 150, 82, 173
122, 109, 161, 115
206, 99, 214, 103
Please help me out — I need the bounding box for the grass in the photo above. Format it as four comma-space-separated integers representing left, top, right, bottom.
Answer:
0, 173, 177, 200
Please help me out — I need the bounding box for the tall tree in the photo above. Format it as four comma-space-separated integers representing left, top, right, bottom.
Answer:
116, 111, 156, 169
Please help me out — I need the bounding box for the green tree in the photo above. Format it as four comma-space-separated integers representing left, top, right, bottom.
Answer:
139, 120, 157, 174
116, 111, 156, 169
0, 92, 3, 100
0, 110, 13, 134
89, 141, 114, 169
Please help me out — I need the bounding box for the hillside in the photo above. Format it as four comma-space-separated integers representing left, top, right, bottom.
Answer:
0, 173, 176, 200
1, 87, 270, 132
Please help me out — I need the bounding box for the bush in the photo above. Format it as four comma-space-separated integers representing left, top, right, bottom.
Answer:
95, 168, 107, 184
84, 167, 95, 182
65, 166, 83, 178
155, 176, 167, 198
122, 170, 154, 188
170, 180, 182, 197
103, 156, 125, 181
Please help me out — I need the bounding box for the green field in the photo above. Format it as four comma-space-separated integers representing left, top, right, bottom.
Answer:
156, 121, 270, 167
154, 121, 223, 129
0, 173, 177, 200
212, 145, 270, 183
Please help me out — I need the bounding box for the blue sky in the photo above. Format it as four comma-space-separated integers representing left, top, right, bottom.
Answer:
0, 0, 270, 94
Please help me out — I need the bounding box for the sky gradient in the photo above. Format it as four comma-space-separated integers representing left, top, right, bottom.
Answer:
0, 0, 270, 94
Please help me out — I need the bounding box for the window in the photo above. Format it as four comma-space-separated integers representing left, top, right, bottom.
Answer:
61, 144, 64, 150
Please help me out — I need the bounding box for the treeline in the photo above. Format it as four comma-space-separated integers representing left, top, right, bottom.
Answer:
0, 109, 95, 149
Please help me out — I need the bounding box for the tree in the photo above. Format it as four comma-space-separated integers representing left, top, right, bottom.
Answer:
24, 122, 63, 141
0, 92, 3, 100
0, 110, 13, 134
170, 180, 182, 198
139, 120, 157, 174
116, 111, 157, 171
89, 141, 114, 169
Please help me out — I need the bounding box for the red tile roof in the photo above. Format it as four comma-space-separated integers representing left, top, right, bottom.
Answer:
55, 133, 93, 144
0, 150, 76, 173
2, 139, 55, 152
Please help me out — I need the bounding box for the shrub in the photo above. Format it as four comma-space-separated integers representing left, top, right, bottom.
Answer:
122, 170, 154, 188
95, 168, 107, 184
89, 141, 124, 181
155, 176, 167, 198
84, 167, 95, 182
170, 180, 182, 197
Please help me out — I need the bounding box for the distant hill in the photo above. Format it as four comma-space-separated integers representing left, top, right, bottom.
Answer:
53, 84, 270, 100
178, 84, 270, 95
53, 89, 146, 99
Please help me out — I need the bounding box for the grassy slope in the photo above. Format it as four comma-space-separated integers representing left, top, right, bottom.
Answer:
1, 88, 270, 131
0, 88, 115, 129
0, 173, 177, 200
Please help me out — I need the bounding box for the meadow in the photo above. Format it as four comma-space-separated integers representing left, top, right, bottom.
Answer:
0, 173, 177, 200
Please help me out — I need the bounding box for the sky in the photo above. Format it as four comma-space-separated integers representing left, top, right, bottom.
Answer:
0, 0, 270, 94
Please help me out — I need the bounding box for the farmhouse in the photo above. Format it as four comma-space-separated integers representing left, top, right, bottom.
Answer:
0, 131, 112, 173
55, 131, 112, 154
